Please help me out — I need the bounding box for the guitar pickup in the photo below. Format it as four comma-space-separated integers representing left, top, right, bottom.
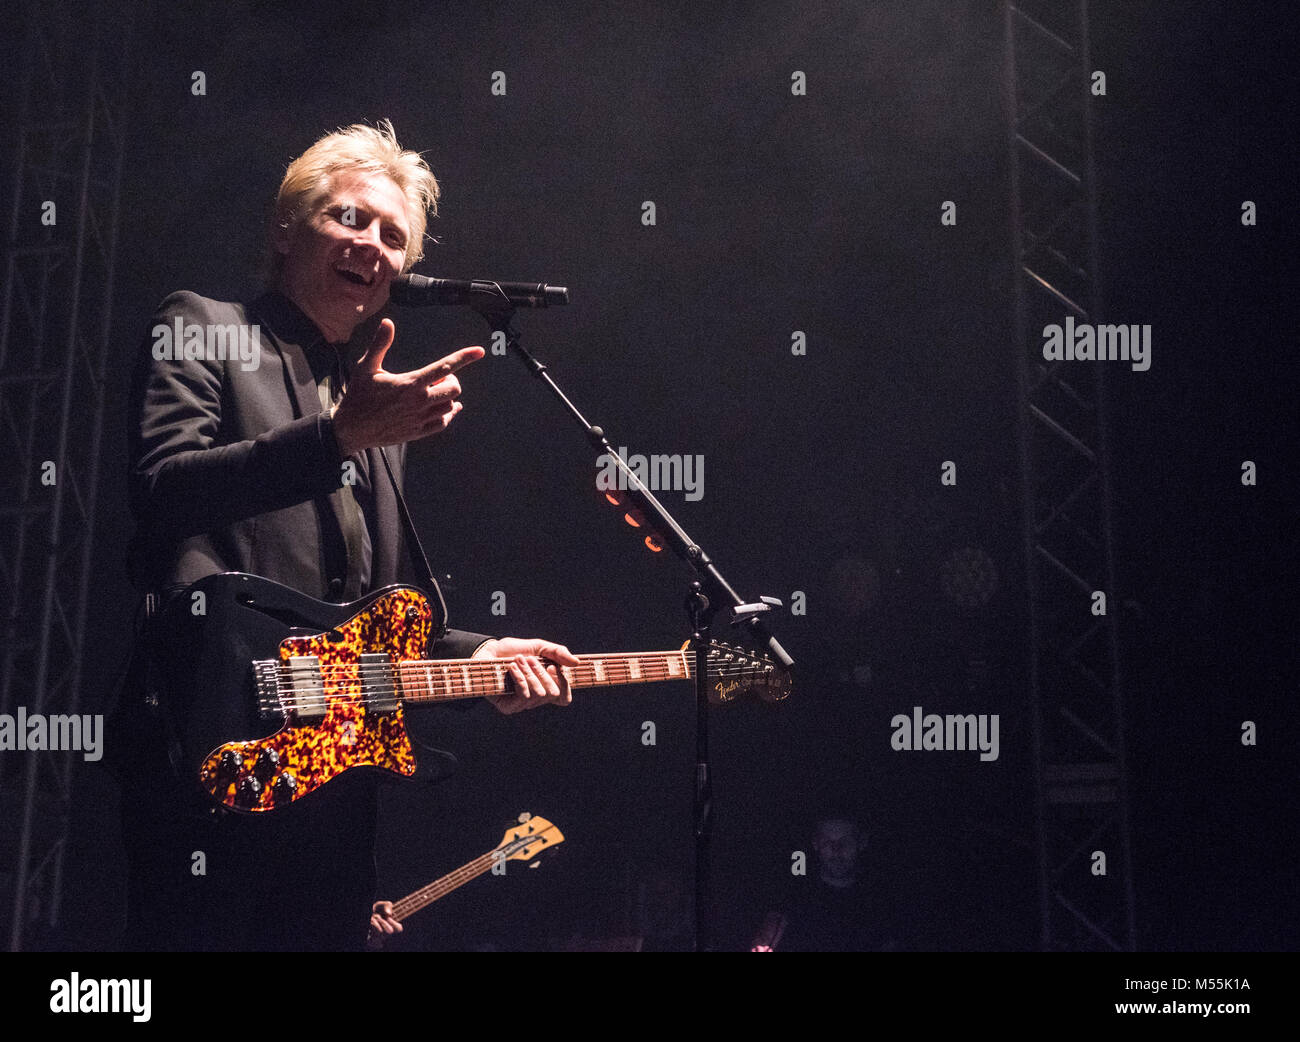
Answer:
286, 655, 328, 722
359, 652, 398, 713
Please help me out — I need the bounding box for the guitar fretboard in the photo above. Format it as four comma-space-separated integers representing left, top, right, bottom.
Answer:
397, 651, 693, 704
391, 822, 563, 920
391, 849, 497, 919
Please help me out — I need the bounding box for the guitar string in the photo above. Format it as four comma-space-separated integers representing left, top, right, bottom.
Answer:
263, 658, 765, 687
269, 657, 738, 675
266, 649, 763, 664
270, 657, 759, 675
265, 653, 756, 674
264, 662, 765, 677
266, 658, 767, 680
267, 662, 759, 675
267, 660, 739, 677
259, 665, 767, 712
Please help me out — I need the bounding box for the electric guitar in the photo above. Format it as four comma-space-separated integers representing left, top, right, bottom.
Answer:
151, 572, 791, 814
376, 813, 565, 940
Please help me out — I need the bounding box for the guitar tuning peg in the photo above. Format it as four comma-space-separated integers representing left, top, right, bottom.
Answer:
518, 811, 532, 824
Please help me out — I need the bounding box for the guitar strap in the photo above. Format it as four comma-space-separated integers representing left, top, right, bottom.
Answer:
319, 359, 369, 602
377, 444, 449, 644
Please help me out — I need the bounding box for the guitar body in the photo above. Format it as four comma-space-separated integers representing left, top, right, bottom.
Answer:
152, 572, 436, 813
149, 572, 791, 816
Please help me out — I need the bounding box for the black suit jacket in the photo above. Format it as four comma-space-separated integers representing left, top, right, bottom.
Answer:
127, 289, 486, 658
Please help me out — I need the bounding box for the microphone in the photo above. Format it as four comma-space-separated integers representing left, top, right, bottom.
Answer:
390, 274, 569, 308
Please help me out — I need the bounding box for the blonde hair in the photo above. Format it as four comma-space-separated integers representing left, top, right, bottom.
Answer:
270, 119, 438, 276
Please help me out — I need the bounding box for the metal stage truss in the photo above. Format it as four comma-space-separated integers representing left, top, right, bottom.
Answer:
1004, 0, 1137, 951
0, 0, 134, 951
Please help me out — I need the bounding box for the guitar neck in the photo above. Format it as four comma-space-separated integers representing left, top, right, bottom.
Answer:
398, 650, 693, 705
390, 849, 499, 921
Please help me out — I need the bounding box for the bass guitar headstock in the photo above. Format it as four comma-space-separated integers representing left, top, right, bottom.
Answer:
494, 813, 565, 868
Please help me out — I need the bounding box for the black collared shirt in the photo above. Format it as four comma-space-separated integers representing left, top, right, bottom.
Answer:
249, 291, 374, 598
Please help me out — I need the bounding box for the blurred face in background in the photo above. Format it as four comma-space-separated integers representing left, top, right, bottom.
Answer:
814, 818, 861, 886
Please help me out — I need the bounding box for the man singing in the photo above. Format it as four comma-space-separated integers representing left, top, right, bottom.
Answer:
121, 120, 576, 950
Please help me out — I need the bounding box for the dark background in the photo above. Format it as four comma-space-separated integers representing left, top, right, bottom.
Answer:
7, 0, 1293, 950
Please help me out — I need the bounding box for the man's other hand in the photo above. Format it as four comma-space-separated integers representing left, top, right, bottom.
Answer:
473, 638, 579, 715
366, 900, 403, 950
332, 318, 484, 456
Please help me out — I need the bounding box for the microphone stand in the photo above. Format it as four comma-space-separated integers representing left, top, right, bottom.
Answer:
469, 296, 794, 952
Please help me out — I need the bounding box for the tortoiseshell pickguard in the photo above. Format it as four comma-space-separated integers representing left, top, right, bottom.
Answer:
198, 587, 432, 813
